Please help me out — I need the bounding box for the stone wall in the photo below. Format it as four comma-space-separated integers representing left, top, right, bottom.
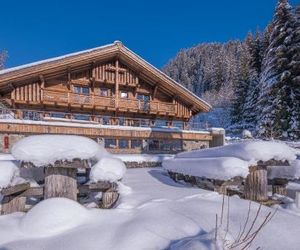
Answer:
182, 140, 209, 151
124, 161, 162, 168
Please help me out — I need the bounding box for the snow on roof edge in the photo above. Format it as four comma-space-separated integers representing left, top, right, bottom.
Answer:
0, 43, 115, 75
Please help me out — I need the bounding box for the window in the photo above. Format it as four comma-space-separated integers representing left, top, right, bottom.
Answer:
23, 111, 41, 121
82, 87, 89, 95
73, 114, 90, 121
105, 138, 117, 149
100, 88, 108, 97
73, 86, 90, 95
155, 119, 168, 127
148, 140, 160, 151
50, 113, 66, 119
120, 91, 128, 99
119, 139, 129, 149
137, 94, 150, 102
131, 140, 142, 149
102, 116, 110, 125
118, 117, 126, 126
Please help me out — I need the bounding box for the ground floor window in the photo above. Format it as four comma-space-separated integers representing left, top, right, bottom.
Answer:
148, 139, 160, 151
119, 139, 129, 149
131, 139, 142, 149
105, 138, 117, 148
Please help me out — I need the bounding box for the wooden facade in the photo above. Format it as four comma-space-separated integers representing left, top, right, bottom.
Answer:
0, 41, 214, 153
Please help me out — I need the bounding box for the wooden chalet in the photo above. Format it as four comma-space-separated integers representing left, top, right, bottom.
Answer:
0, 41, 223, 154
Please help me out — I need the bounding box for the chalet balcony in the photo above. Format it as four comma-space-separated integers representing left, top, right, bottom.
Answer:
26, 90, 176, 115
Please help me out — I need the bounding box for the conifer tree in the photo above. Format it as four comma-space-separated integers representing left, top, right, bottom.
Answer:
257, 0, 295, 139
244, 31, 262, 131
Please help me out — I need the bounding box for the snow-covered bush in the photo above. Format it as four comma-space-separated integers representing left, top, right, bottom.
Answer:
242, 129, 253, 139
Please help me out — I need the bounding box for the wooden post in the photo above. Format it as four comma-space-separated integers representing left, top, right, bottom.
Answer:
271, 178, 288, 196
44, 167, 77, 200
115, 59, 119, 108
244, 165, 268, 202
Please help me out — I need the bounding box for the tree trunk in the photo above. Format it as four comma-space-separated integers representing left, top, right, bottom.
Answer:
44, 167, 77, 200
244, 166, 268, 202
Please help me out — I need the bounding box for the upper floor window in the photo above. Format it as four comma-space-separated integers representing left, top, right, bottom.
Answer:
100, 88, 108, 97
74, 86, 90, 95
137, 93, 150, 102
120, 91, 128, 99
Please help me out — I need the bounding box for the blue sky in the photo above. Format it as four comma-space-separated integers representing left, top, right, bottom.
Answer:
0, 0, 299, 69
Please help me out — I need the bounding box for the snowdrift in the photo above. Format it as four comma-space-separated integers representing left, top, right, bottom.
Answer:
20, 198, 89, 237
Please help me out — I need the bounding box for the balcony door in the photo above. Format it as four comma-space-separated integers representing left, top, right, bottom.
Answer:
137, 94, 150, 111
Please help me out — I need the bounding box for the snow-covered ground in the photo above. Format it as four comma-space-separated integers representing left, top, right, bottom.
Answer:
0, 168, 300, 250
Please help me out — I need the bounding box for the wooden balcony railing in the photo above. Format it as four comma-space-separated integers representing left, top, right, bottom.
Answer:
42, 90, 175, 114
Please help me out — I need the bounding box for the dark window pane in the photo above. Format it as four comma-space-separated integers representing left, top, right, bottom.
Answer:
119, 139, 129, 149
74, 86, 81, 94
50, 113, 65, 119
82, 87, 90, 95
148, 140, 159, 151
73, 114, 90, 121
131, 140, 142, 149
105, 139, 117, 148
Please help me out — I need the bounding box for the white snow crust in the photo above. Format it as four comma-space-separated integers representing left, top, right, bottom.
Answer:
11, 135, 109, 167
163, 157, 249, 180
0, 161, 20, 189
90, 157, 126, 182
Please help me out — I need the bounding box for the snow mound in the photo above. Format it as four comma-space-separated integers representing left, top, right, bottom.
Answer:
176, 141, 296, 163
268, 160, 300, 180
12, 135, 109, 167
163, 157, 249, 180
0, 161, 20, 189
20, 198, 89, 237
90, 157, 126, 182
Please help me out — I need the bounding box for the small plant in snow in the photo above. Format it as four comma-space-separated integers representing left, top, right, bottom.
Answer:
214, 195, 277, 250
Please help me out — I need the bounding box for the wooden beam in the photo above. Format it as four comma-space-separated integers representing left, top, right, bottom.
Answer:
152, 85, 158, 100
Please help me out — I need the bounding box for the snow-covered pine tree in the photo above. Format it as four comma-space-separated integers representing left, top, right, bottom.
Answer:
257, 0, 295, 139
243, 31, 262, 131
230, 38, 251, 130
289, 3, 300, 139
0, 50, 7, 70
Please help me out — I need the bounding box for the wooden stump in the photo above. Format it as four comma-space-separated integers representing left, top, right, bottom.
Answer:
272, 185, 287, 196
0, 183, 30, 215
1, 196, 26, 215
244, 166, 268, 202
44, 167, 77, 200
100, 183, 119, 209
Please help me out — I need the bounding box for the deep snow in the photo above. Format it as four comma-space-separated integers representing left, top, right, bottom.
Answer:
0, 168, 300, 250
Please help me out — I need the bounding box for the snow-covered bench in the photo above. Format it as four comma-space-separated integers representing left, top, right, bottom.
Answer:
163, 141, 299, 202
